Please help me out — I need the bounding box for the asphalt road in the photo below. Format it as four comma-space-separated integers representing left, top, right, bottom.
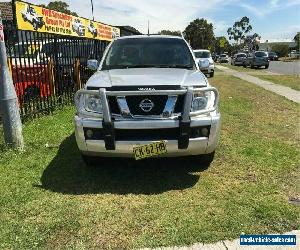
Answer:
268, 60, 300, 75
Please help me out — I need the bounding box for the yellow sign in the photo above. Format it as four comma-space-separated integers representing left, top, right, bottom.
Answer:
15, 0, 120, 41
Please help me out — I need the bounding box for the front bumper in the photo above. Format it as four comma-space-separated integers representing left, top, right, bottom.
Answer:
200, 65, 214, 74
233, 60, 244, 65
75, 114, 221, 157
74, 87, 220, 158
254, 61, 269, 66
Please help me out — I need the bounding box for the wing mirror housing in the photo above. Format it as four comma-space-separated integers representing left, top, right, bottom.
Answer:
87, 59, 99, 71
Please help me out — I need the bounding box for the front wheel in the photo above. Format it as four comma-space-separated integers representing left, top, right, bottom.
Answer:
243, 63, 247, 68
265, 64, 269, 69
210, 71, 214, 77
194, 151, 215, 166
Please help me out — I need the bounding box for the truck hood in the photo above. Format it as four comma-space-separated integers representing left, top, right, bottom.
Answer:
86, 68, 208, 88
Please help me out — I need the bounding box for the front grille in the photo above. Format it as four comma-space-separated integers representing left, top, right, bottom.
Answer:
87, 86, 185, 116
126, 95, 168, 116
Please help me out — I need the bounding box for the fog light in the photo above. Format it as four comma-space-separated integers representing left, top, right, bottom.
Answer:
86, 129, 93, 139
201, 127, 209, 137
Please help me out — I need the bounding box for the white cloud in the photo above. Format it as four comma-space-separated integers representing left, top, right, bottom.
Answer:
262, 24, 300, 40
238, 0, 300, 18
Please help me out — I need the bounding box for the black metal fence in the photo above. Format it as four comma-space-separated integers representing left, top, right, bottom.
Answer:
2, 20, 139, 120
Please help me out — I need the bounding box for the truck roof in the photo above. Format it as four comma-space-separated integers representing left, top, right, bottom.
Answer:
115, 35, 184, 40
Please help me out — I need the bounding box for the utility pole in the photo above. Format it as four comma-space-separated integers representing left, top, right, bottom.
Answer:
90, 0, 95, 21
0, 12, 24, 150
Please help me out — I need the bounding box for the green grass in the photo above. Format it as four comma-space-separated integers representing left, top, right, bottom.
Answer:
256, 75, 300, 91
0, 75, 299, 249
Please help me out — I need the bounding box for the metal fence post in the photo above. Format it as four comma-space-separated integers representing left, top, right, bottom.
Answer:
0, 12, 24, 150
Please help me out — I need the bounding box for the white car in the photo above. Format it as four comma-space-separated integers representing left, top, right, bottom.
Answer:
193, 50, 215, 77
219, 54, 229, 63
74, 36, 221, 166
72, 19, 85, 36
21, 5, 44, 31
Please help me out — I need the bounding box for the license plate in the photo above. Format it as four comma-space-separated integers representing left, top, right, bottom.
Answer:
133, 141, 167, 160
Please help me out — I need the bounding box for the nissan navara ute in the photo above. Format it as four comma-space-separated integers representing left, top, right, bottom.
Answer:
74, 35, 221, 165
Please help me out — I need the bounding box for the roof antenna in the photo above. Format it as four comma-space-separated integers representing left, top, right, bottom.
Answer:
147, 20, 150, 36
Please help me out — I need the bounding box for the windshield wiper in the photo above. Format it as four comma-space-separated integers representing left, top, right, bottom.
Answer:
166, 64, 194, 69
125, 64, 194, 69
103, 64, 194, 70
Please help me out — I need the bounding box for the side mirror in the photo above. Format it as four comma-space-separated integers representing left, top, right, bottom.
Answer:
87, 59, 98, 71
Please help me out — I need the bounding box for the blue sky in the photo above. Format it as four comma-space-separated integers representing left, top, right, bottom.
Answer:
11, 0, 300, 40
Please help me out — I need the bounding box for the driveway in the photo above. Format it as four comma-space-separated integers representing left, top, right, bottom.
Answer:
268, 60, 300, 75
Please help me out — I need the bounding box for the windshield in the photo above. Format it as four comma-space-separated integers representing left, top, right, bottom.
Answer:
255, 51, 268, 57
220, 54, 227, 57
194, 51, 211, 58
237, 54, 246, 58
102, 38, 196, 70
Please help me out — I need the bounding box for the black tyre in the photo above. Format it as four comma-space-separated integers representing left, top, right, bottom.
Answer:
194, 151, 215, 166
265, 64, 269, 69
210, 71, 214, 77
243, 63, 247, 68
250, 63, 255, 69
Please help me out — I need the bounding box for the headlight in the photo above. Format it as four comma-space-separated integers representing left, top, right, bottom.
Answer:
209, 62, 214, 66
192, 96, 207, 111
191, 90, 216, 112
84, 94, 103, 113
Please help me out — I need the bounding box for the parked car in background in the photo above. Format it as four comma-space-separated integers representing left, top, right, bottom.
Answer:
9, 40, 101, 103
243, 51, 269, 69
212, 54, 218, 61
268, 51, 278, 61
193, 49, 215, 77
289, 50, 300, 58
231, 53, 247, 66
219, 54, 229, 63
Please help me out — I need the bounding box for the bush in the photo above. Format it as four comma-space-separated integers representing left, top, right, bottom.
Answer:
271, 44, 289, 57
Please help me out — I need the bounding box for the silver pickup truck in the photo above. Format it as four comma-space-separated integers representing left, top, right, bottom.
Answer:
74, 35, 221, 166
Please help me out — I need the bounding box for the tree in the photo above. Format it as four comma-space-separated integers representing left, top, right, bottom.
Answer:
294, 32, 300, 52
184, 18, 215, 49
245, 33, 261, 51
158, 30, 181, 36
39, 1, 78, 16
227, 16, 252, 44
213, 36, 230, 54
271, 44, 289, 57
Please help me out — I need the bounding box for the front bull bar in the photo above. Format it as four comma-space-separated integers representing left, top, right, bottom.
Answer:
74, 87, 219, 150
